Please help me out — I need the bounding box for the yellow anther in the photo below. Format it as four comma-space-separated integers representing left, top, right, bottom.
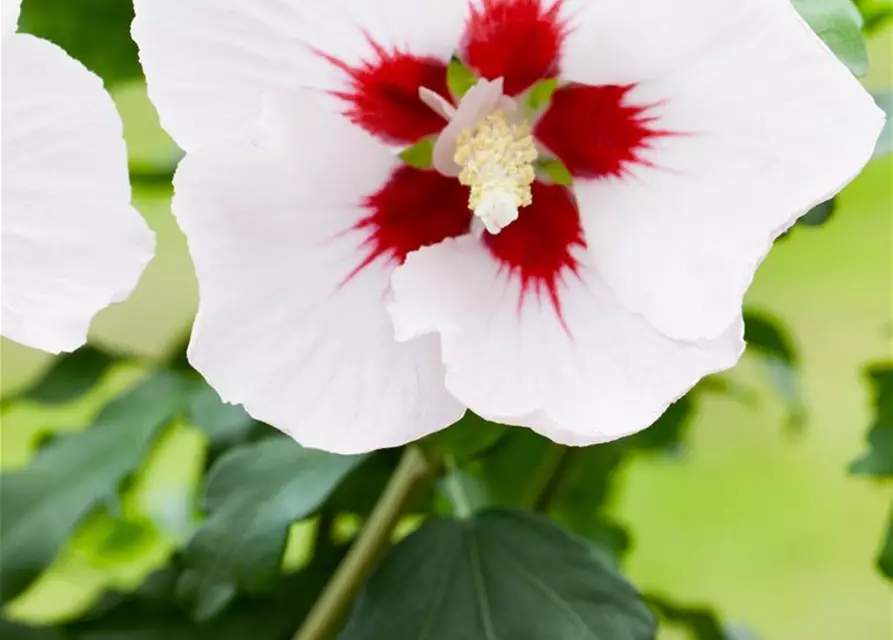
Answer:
454, 109, 538, 234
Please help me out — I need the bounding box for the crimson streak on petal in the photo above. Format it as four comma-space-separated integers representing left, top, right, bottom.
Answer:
535, 84, 666, 179
321, 41, 452, 145
484, 181, 584, 319
462, 0, 567, 96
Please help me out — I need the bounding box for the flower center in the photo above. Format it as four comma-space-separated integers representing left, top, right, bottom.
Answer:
453, 109, 538, 235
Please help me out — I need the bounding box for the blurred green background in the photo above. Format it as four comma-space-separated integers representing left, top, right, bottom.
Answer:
1, 2, 891, 639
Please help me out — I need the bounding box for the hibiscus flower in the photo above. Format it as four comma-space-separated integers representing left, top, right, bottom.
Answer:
2, 0, 154, 353
133, 0, 883, 453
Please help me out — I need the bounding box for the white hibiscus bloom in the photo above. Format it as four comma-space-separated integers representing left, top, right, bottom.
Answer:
133, 0, 883, 453
2, 0, 154, 353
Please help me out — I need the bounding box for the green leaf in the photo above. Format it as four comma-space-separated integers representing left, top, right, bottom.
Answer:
180, 437, 363, 619
871, 91, 892, 159
187, 383, 256, 447
854, 0, 893, 32
18, 0, 142, 86
478, 429, 555, 506
341, 509, 656, 640
792, 0, 869, 75
798, 198, 837, 227
646, 595, 730, 640
0, 372, 186, 604
328, 453, 398, 517
447, 56, 477, 98
630, 394, 696, 454
0, 619, 64, 640
398, 137, 435, 169
526, 78, 558, 113
14, 346, 120, 405
877, 505, 893, 581
850, 364, 893, 477
425, 411, 506, 462
743, 310, 805, 428
536, 157, 574, 186
66, 548, 346, 640
549, 443, 629, 553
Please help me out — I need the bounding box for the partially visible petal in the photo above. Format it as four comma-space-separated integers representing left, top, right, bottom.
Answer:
1, 35, 154, 353
2, 0, 21, 33
563, 0, 884, 340
433, 77, 505, 176
560, 0, 769, 86
133, 0, 469, 150
173, 90, 464, 454
389, 235, 743, 445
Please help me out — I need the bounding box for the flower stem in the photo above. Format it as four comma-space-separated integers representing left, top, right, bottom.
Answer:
294, 446, 435, 640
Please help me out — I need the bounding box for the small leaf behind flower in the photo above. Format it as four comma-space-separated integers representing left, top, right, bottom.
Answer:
743, 310, 806, 429
0, 372, 186, 605
398, 137, 435, 169
12, 346, 120, 406
180, 437, 363, 619
792, 0, 869, 75
850, 364, 893, 478
526, 78, 558, 113
447, 56, 478, 99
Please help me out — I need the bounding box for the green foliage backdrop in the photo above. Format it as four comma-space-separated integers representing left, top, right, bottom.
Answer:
1, 0, 891, 639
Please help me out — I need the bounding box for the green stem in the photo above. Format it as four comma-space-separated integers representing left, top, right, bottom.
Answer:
294, 446, 435, 640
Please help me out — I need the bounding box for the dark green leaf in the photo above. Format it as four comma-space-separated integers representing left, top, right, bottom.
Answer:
743, 311, 797, 363
792, 0, 869, 75
67, 548, 346, 640
15, 346, 119, 405
798, 198, 837, 227
630, 394, 696, 454
0, 372, 186, 604
447, 56, 477, 98
478, 429, 555, 506
18, 0, 142, 86
850, 364, 893, 477
426, 411, 506, 462
181, 437, 363, 618
646, 595, 729, 640
743, 310, 805, 428
328, 452, 398, 517
342, 509, 655, 640
549, 443, 630, 551
877, 505, 893, 581
553, 443, 626, 515
0, 619, 64, 640
187, 382, 256, 447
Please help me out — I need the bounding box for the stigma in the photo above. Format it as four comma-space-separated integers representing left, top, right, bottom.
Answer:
454, 109, 538, 235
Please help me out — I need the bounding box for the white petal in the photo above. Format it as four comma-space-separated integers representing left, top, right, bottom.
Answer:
2, 0, 20, 33
388, 236, 744, 445
560, 0, 884, 340
132, 0, 468, 151
173, 91, 464, 454
1, 35, 154, 353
